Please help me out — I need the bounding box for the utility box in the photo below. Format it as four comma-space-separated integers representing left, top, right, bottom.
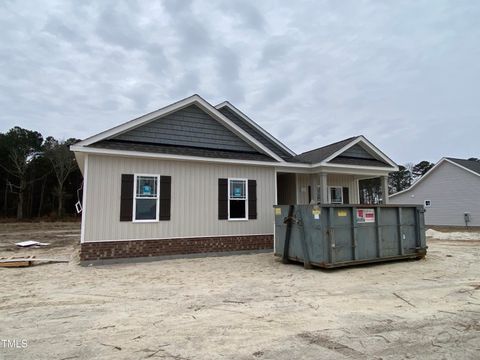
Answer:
274, 204, 427, 269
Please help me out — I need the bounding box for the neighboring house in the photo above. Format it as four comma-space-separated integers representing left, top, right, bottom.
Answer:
389, 158, 480, 227
71, 94, 398, 262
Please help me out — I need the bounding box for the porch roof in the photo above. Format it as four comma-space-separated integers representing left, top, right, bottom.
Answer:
294, 136, 358, 164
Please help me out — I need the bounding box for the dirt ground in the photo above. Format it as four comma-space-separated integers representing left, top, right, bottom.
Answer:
0, 223, 479, 360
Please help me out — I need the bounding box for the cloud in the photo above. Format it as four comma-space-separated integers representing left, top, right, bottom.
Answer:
220, 0, 265, 31
0, 0, 479, 164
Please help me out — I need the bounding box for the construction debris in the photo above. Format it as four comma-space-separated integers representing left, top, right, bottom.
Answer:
0, 256, 68, 267
15, 240, 50, 247
0, 256, 36, 267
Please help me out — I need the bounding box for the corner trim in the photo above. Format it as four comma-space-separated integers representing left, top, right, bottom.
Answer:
80, 154, 88, 244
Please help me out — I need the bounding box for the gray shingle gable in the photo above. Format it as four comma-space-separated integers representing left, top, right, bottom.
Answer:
294, 136, 393, 167
111, 105, 258, 153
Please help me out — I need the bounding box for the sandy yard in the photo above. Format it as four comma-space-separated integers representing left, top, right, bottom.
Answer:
0, 222, 479, 360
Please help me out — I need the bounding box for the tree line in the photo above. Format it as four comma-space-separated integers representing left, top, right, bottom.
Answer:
0, 127, 82, 220
358, 161, 434, 204
1, 126, 477, 218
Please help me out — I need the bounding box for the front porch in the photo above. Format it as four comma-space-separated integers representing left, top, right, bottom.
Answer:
276, 172, 390, 205
275, 135, 397, 206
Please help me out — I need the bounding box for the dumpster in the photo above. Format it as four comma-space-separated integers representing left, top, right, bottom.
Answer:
274, 204, 427, 269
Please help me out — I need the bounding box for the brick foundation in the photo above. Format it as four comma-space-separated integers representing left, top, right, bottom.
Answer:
80, 234, 273, 262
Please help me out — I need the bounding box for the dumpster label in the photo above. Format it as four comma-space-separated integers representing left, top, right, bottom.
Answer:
274, 207, 282, 216
337, 210, 347, 217
356, 209, 375, 223
312, 206, 321, 219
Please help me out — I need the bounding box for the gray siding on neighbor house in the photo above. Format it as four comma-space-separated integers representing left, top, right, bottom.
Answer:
389, 161, 480, 226
113, 105, 257, 153
84, 155, 276, 242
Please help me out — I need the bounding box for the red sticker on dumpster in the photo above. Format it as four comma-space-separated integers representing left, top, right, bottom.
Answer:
356, 209, 375, 223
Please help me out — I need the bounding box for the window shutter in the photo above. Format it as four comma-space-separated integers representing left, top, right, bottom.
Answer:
248, 179, 257, 219
120, 174, 134, 221
342, 187, 350, 204
218, 178, 228, 220
159, 176, 171, 221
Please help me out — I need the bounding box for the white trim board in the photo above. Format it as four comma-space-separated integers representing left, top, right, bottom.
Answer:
80, 154, 88, 244
75, 94, 284, 163
70, 144, 302, 167
71, 145, 396, 177
390, 157, 480, 198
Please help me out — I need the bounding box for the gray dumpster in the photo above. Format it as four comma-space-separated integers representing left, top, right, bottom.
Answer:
274, 204, 427, 269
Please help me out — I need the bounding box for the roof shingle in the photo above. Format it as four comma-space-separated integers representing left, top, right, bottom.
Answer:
90, 140, 276, 162
293, 136, 359, 164
446, 157, 480, 176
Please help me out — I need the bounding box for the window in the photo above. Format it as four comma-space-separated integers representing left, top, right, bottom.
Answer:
133, 175, 159, 221
424, 200, 431, 208
228, 179, 248, 220
329, 186, 343, 204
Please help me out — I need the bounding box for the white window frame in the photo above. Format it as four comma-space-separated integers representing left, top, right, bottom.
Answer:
328, 186, 343, 204
424, 200, 431, 208
227, 178, 248, 221
133, 174, 160, 222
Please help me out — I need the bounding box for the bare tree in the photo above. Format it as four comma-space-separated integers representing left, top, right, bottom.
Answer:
44, 138, 77, 218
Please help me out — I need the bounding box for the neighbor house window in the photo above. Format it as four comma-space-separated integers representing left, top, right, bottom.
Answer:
329, 186, 343, 204
228, 179, 248, 220
133, 175, 159, 221
424, 200, 431, 208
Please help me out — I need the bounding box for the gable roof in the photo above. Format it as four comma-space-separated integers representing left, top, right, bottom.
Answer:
390, 157, 480, 198
215, 101, 296, 160
294, 136, 358, 163
74, 94, 284, 162
294, 135, 398, 168
71, 94, 398, 172
446, 157, 480, 176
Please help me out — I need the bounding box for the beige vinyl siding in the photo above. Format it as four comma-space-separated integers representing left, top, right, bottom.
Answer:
327, 174, 360, 204
389, 161, 480, 226
296, 174, 311, 204
296, 173, 360, 204
84, 155, 276, 242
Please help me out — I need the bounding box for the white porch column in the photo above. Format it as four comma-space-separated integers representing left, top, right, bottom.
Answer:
381, 175, 389, 204
318, 173, 329, 204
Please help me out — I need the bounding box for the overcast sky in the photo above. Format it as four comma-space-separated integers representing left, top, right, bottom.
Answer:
1, 0, 479, 164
